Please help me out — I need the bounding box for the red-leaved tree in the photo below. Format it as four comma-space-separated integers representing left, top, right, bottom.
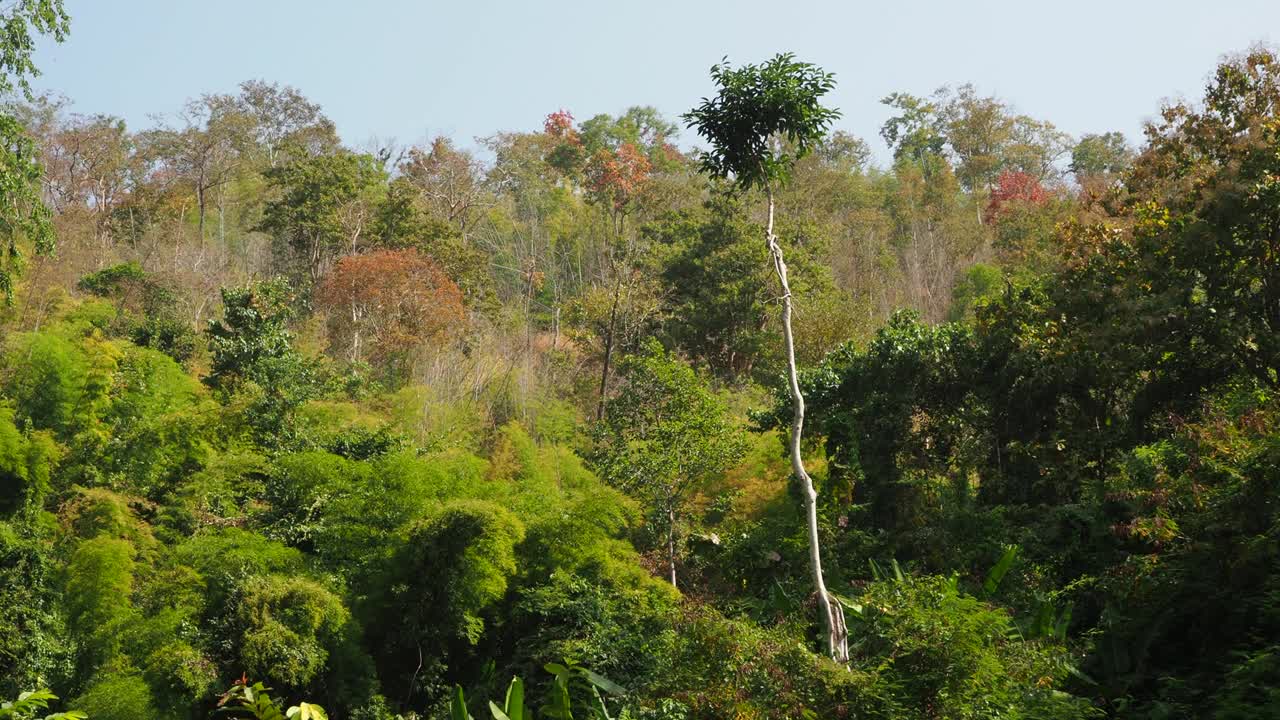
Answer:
543, 109, 583, 176
984, 169, 1048, 223
583, 142, 652, 216
316, 249, 464, 371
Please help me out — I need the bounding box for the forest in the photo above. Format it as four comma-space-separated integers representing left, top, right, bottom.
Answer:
2, 2, 1279, 718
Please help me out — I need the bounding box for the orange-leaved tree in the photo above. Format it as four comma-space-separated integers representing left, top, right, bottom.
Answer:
315, 249, 464, 373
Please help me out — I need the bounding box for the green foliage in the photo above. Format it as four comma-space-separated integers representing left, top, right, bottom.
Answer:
647, 196, 771, 378
1124, 49, 1280, 392
592, 340, 747, 583
0, 406, 55, 515
1070, 132, 1133, 183
60, 345, 211, 499
69, 671, 154, 720
365, 499, 525, 703
75, 263, 147, 296
78, 263, 197, 365
450, 665, 623, 720
508, 572, 676, 694
0, 524, 72, 698
174, 528, 305, 613
1, 331, 92, 436
0, 0, 68, 303
488, 676, 527, 720
846, 576, 1097, 719
205, 278, 302, 394
880, 92, 947, 163
258, 150, 386, 283
234, 574, 350, 690
405, 499, 523, 643
217, 680, 328, 720
0, 689, 85, 720
982, 544, 1019, 597
64, 537, 136, 672
948, 262, 1003, 322
205, 278, 317, 442
5, 41, 1280, 720
593, 341, 747, 500
881, 84, 1071, 190
684, 53, 840, 192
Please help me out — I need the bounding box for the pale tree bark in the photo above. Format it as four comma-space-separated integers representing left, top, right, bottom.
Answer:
766, 186, 849, 664
595, 211, 627, 422
595, 278, 621, 422
667, 505, 678, 589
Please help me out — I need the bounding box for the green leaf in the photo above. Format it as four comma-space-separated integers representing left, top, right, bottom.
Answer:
488, 702, 511, 720
587, 687, 614, 720
287, 702, 328, 720
982, 545, 1018, 597
1054, 602, 1074, 640
578, 668, 625, 695
450, 685, 472, 720
832, 593, 864, 616
504, 676, 525, 720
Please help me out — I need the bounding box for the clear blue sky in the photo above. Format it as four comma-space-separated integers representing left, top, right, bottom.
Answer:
31, 0, 1280, 163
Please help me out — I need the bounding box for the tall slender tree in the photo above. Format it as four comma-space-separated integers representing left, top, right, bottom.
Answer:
684, 53, 848, 662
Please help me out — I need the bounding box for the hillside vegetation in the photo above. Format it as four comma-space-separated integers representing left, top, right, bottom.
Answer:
2, 4, 1279, 719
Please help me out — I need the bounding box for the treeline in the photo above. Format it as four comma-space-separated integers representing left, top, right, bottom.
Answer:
6, 64, 1128, 395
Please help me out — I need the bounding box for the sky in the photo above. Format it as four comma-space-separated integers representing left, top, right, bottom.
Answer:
29, 0, 1280, 164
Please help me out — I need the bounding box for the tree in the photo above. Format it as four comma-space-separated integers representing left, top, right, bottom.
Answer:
651, 195, 772, 379
314, 249, 465, 373
880, 92, 946, 164
233, 574, 350, 690
937, 83, 1015, 192
583, 143, 651, 220
0, 0, 69, 303
984, 169, 1048, 224
366, 500, 524, 706
814, 130, 871, 170
882, 85, 1071, 192
1003, 114, 1072, 182
259, 151, 387, 284
205, 278, 316, 441
141, 93, 252, 244
1123, 47, 1280, 391
235, 79, 339, 168
398, 137, 489, 234
1070, 131, 1133, 189
591, 340, 746, 588
684, 52, 849, 662
370, 178, 498, 313
205, 278, 299, 395
542, 107, 672, 419
76, 262, 197, 365
584, 141, 653, 420
21, 101, 134, 249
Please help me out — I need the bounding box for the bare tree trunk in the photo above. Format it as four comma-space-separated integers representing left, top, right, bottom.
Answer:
552, 305, 561, 351
196, 184, 206, 246
765, 186, 849, 664
218, 183, 226, 247
596, 212, 628, 422
667, 505, 678, 589
595, 278, 621, 422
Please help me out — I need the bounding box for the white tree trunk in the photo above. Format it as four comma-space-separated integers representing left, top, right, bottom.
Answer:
766, 187, 849, 664
667, 505, 678, 589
